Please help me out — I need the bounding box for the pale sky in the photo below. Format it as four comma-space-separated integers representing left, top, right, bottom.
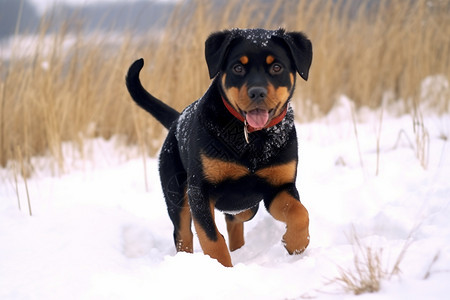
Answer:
29, 0, 180, 14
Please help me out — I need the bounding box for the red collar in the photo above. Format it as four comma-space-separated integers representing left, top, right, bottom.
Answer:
221, 96, 288, 133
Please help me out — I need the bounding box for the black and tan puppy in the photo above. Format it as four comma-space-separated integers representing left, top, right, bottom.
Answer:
126, 28, 312, 267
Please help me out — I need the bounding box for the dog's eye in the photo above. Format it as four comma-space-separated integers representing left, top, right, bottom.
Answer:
270, 63, 283, 75
232, 64, 245, 75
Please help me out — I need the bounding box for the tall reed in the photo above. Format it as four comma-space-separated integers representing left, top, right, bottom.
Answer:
0, 0, 449, 174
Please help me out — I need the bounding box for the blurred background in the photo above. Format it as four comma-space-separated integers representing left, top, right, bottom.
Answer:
0, 0, 449, 173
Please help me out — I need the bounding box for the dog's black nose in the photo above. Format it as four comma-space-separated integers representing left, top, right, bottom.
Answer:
248, 87, 267, 102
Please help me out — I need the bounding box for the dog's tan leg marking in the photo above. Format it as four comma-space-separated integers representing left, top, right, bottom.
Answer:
193, 202, 232, 267
269, 191, 309, 254
175, 193, 193, 253
225, 209, 256, 251
226, 221, 244, 252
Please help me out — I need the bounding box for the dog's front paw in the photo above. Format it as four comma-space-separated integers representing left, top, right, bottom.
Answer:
282, 225, 310, 255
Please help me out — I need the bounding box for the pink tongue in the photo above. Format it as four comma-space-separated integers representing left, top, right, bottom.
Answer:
246, 109, 269, 129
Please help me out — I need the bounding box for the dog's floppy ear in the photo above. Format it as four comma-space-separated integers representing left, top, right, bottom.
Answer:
281, 31, 313, 81
205, 30, 233, 79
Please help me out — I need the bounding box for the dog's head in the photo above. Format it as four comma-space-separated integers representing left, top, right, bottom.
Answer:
205, 28, 312, 130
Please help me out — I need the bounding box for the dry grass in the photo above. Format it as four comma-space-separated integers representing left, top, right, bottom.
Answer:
332, 229, 414, 295
336, 246, 384, 295
0, 0, 449, 174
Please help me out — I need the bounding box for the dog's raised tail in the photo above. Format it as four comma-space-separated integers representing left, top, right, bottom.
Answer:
126, 58, 180, 130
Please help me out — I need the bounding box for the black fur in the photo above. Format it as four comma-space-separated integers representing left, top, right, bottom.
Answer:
126, 58, 179, 129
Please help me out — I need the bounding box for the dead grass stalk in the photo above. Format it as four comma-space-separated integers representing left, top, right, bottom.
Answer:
333, 228, 414, 295
0, 0, 448, 173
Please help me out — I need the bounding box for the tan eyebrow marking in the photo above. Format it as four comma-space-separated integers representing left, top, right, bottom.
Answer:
266, 55, 275, 64
240, 56, 249, 65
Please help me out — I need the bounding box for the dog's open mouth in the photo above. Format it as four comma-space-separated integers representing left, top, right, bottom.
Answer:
245, 109, 270, 129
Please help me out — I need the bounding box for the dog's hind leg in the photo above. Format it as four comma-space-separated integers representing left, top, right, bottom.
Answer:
159, 130, 193, 253
225, 205, 259, 251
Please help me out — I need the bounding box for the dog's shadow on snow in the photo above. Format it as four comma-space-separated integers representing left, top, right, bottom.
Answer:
230, 215, 294, 265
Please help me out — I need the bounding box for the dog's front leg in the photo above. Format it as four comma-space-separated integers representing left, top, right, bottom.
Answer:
266, 188, 310, 255
188, 186, 232, 267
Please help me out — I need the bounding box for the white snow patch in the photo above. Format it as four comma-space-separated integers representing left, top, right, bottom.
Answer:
1, 99, 450, 299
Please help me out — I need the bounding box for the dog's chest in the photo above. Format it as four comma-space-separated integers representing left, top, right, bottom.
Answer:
201, 154, 296, 186
202, 108, 296, 168
201, 154, 296, 212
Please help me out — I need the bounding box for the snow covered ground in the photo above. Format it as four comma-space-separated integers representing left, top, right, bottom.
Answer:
1, 97, 449, 299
